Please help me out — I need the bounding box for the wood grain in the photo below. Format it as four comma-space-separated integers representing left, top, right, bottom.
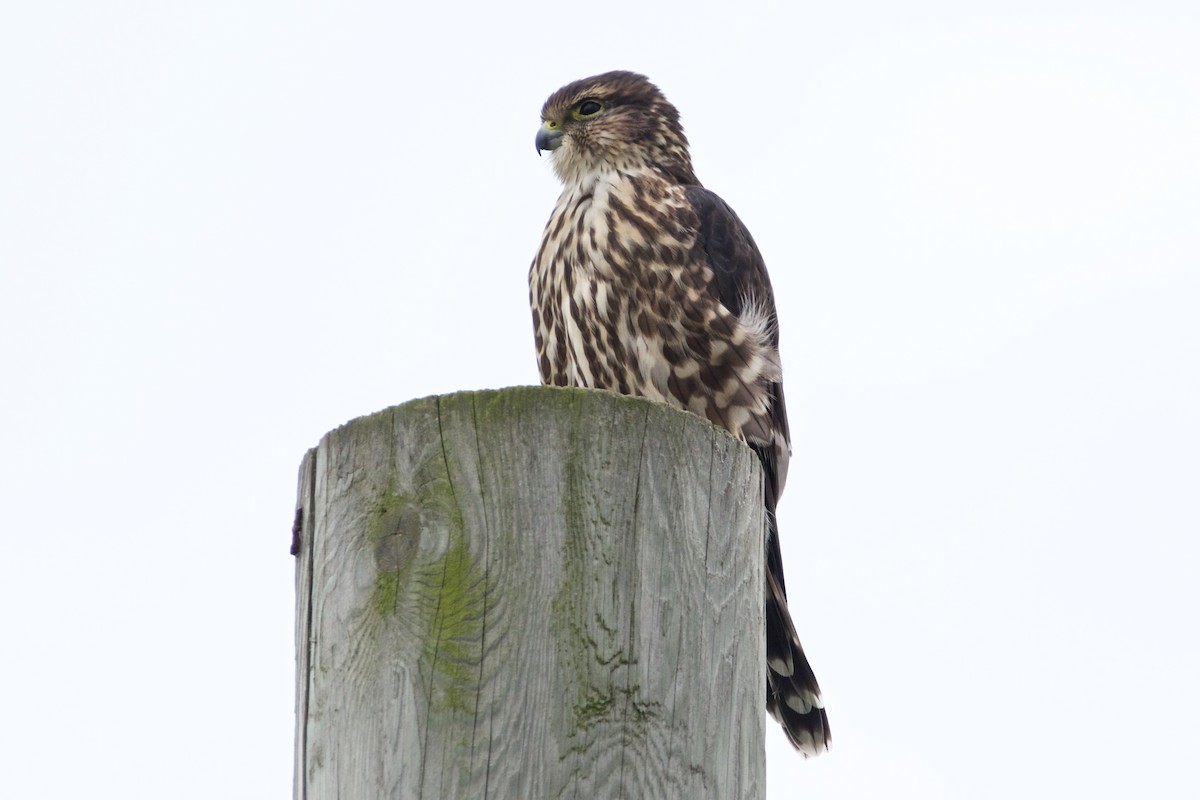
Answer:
293, 386, 765, 799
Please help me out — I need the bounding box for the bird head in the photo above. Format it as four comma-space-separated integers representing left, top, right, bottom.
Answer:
536, 71, 697, 186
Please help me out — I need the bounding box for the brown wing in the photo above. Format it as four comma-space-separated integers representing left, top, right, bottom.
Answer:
686, 186, 830, 755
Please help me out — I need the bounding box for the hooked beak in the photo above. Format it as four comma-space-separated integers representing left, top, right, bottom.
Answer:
535, 123, 564, 155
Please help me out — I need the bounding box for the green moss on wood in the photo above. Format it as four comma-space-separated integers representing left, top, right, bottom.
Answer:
549, 391, 663, 740
416, 531, 487, 715
360, 405, 489, 719
372, 570, 400, 617
367, 489, 418, 618
360, 388, 687, 729
550, 390, 594, 734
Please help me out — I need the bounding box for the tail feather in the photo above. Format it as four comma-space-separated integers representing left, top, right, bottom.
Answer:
764, 514, 830, 756
749, 417, 829, 756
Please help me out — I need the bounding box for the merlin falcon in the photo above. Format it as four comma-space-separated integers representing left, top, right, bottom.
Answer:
528, 71, 830, 755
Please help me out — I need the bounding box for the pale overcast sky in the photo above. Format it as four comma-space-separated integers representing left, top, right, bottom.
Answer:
2, 1, 1197, 798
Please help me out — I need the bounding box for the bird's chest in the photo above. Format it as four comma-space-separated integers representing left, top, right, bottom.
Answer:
530, 181, 689, 394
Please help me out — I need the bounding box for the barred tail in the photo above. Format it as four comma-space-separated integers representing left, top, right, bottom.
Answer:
764, 512, 830, 756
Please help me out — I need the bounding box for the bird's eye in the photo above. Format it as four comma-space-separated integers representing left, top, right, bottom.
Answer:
574, 100, 604, 119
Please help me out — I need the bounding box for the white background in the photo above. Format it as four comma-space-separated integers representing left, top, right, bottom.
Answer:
2, 1, 1197, 797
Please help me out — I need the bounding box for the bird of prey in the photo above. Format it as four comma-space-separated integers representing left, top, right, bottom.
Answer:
529, 71, 829, 755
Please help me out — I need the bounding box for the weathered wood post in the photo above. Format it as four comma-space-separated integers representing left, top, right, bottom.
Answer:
293, 386, 766, 799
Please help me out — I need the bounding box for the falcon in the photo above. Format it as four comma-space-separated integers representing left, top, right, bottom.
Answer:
529, 71, 830, 755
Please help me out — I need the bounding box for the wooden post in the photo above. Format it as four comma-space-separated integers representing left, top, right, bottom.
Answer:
293, 386, 766, 799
